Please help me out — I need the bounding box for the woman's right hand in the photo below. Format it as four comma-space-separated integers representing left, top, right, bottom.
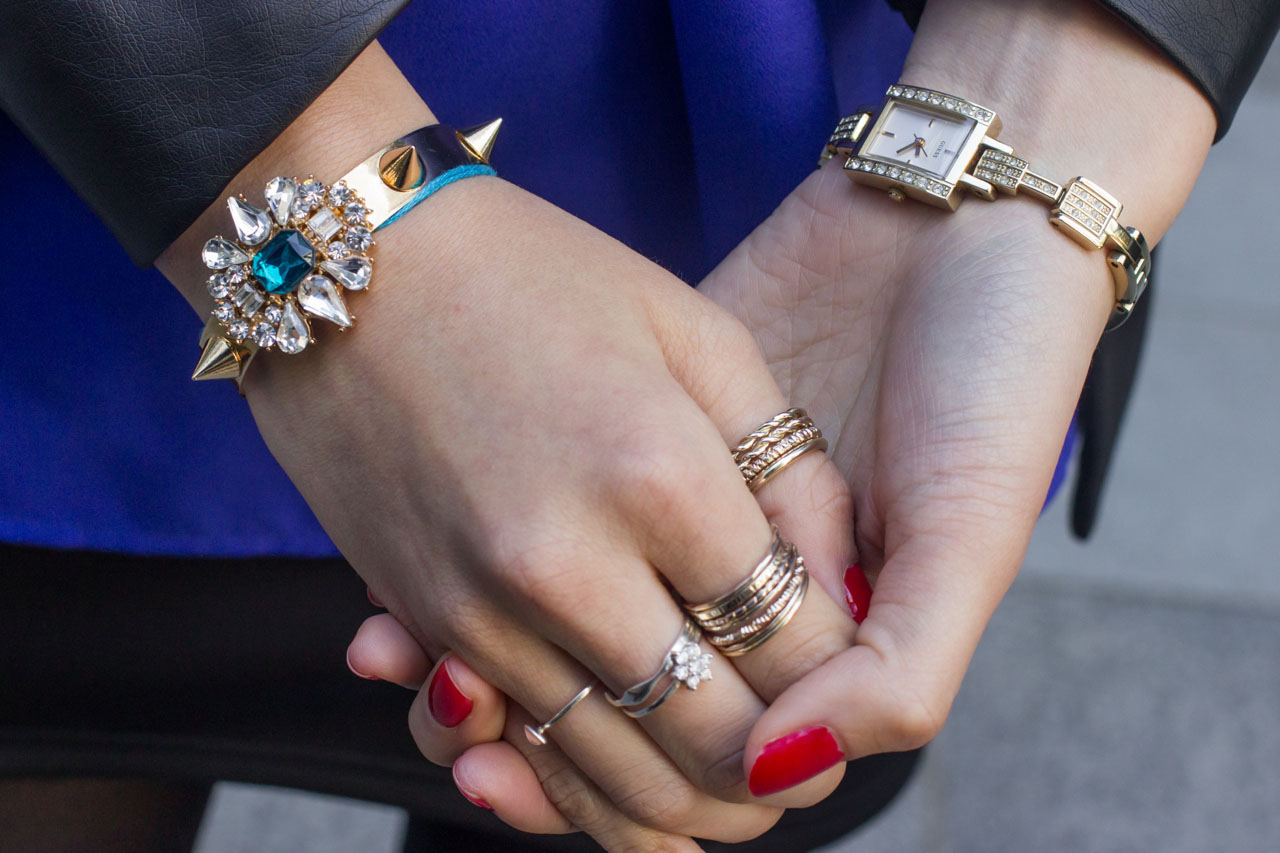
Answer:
157, 44, 863, 848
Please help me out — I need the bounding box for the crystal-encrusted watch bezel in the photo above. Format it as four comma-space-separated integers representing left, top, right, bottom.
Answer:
847, 85, 1001, 211
200, 175, 375, 357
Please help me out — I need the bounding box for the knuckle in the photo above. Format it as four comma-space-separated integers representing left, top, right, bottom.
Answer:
883, 691, 947, 750
537, 763, 611, 834
610, 439, 703, 528
753, 623, 847, 700
613, 777, 694, 831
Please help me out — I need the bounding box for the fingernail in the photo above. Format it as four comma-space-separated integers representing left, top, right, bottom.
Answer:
843, 564, 872, 624
748, 726, 844, 797
428, 659, 474, 728
452, 765, 493, 810
366, 586, 384, 607
345, 648, 378, 681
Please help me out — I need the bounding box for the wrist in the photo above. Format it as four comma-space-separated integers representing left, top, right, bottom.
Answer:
156, 41, 435, 311
900, 0, 1214, 243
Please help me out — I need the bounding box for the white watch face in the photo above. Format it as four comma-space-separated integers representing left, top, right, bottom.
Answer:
863, 101, 975, 179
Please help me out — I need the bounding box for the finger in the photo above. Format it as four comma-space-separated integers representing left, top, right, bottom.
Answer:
500, 702, 707, 852
607, 326, 857, 797
488, 541, 783, 805
452, 616, 780, 841
451, 740, 575, 834
347, 613, 432, 689
744, 521, 1028, 797
651, 278, 859, 605
406, 653, 508, 766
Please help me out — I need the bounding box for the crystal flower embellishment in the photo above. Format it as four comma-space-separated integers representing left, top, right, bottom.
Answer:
670, 635, 713, 690
200, 175, 375, 359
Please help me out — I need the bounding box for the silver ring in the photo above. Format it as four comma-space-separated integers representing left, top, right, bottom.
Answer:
524, 683, 594, 746
605, 617, 713, 719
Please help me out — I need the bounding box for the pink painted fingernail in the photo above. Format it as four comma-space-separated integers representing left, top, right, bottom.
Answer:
748, 726, 844, 797
345, 648, 378, 681
453, 765, 493, 810
843, 564, 872, 624
366, 586, 384, 607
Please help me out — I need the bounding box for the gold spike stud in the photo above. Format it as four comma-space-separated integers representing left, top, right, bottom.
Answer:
378, 144, 425, 191
457, 118, 503, 164
192, 334, 243, 382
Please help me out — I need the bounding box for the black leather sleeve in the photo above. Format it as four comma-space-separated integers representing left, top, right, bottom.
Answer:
887, 0, 1280, 141
0, 0, 408, 267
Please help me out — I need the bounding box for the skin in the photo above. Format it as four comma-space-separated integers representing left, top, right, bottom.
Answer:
158, 37, 868, 853
347, 0, 1216, 846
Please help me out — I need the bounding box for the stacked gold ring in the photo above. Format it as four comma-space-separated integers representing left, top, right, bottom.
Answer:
683, 525, 808, 656
732, 408, 828, 492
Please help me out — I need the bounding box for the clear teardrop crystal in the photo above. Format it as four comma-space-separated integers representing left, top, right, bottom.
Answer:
264, 176, 297, 226
227, 197, 272, 245
202, 237, 250, 269
319, 257, 372, 291
297, 274, 352, 328
276, 300, 311, 354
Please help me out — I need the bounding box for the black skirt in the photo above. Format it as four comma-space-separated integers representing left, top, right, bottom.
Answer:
0, 544, 917, 851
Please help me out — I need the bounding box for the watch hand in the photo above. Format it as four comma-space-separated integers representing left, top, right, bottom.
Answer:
895, 141, 918, 155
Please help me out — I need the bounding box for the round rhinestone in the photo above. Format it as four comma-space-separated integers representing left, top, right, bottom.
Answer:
264, 304, 283, 324
874, 164, 887, 175
228, 319, 250, 341
327, 240, 350, 259
207, 274, 230, 299
290, 197, 311, 221
252, 322, 277, 348
329, 182, 352, 205
298, 178, 326, 209
213, 300, 235, 323
343, 202, 368, 224
887, 167, 900, 178
345, 226, 372, 252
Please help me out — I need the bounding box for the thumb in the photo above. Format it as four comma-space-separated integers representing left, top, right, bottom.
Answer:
741, 502, 1035, 796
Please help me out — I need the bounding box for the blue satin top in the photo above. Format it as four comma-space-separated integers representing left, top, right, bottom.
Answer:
3, 3, 1068, 558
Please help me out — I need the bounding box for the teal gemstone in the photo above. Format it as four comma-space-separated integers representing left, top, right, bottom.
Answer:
252, 229, 316, 295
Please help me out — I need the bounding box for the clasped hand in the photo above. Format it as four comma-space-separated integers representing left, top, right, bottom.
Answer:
329, 156, 1112, 849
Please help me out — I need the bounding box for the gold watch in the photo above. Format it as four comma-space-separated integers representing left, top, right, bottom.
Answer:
821, 84, 1149, 329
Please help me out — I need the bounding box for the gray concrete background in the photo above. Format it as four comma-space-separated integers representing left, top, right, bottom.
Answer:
195, 44, 1280, 853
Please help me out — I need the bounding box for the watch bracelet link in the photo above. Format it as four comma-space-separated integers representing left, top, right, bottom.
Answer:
821, 87, 1149, 329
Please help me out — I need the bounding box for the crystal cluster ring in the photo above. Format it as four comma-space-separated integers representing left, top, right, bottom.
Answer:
605, 617, 713, 719
732, 408, 829, 493
683, 525, 809, 656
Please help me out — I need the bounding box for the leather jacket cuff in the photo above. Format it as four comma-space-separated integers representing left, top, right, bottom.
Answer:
0, 0, 409, 267
887, 0, 1280, 142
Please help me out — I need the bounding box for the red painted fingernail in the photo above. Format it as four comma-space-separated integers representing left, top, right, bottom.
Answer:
366, 586, 384, 607
453, 765, 493, 810
843, 564, 872, 624
428, 659, 474, 728
748, 726, 844, 797
345, 648, 378, 681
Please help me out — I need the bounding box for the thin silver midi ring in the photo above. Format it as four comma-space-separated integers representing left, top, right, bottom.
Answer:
524, 683, 595, 746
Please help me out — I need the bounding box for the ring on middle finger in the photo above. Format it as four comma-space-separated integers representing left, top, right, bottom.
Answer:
682, 524, 809, 656
605, 617, 713, 719
732, 407, 829, 493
